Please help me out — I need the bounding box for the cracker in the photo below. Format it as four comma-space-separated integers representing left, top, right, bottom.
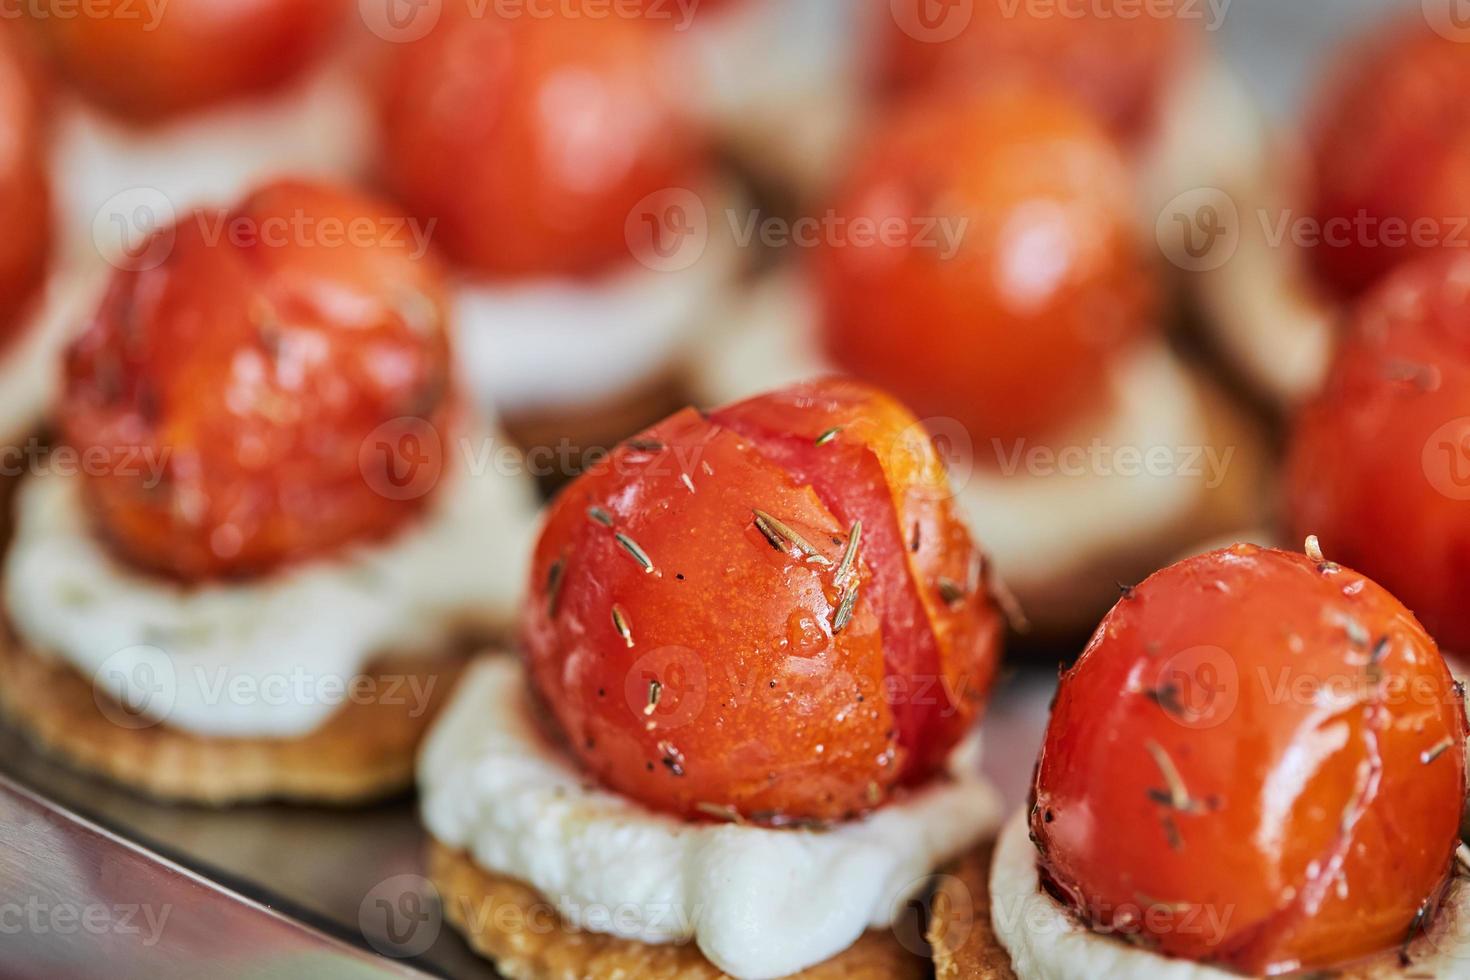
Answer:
927, 842, 1017, 980
427, 840, 929, 979
0, 637, 469, 805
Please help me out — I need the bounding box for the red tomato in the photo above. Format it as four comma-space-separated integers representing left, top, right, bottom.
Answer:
1307, 19, 1470, 299
1287, 252, 1470, 655
814, 82, 1155, 448
60, 179, 455, 581
31, 0, 348, 121
376, 2, 707, 278
1033, 544, 1467, 974
630, 0, 740, 22
0, 22, 50, 349
523, 378, 1003, 823
878, 0, 1192, 143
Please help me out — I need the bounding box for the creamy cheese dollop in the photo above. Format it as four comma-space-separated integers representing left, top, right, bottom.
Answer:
3, 434, 539, 739
420, 657, 1002, 980
454, 185, 743, 418
0, 264, 106, 445
53, 57, 372, 267
989, 809, 1470, 980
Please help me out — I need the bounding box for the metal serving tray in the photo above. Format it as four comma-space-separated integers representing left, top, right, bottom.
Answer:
0, 2, 1398, 976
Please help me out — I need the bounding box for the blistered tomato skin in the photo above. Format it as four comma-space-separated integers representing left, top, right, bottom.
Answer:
1307, 21, 1470, 299
878, 0, 1190, 143
1287, 254, 1470, 656
376, 3, 707, 279
1032, 545, 1467, 975
31, 0, 347, 121
0, 23, 51, 349
814, 83, 1155, 448
523, 379, 1003, 823
60, 180, 455, 581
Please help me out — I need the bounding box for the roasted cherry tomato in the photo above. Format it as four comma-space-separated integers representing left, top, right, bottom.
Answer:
878, 0, 1191, 143
1287, 253, 1470, 655
813, 82, 1155, 448
0, 22, 51, 349
376, 2, 707, 278
61, 180, 454, 581
1032, 544, 1467, 975
1306, 19, 1470, 299
523, 378, 1003, 823
31, 0, 348, 121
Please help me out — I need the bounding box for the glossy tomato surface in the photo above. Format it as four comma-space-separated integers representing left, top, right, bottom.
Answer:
878, 0, 1192, 143
376, 2, 707, 278
523, 378, 1003, 823
1287, 253, 1470, 655
61, 180, 455, 581
0, 22, 51, 349
1032, 545, 1467, 975
1307, 19, 1470, 299
814, 82, 1155, 448
32, 0, 348, 121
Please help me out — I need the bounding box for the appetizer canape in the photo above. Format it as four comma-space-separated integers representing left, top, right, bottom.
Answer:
28, 0, 369, 263
1196, 11, 1470, 407
930, 542, 1470, 977
871, 0, 1333, 407
0, 179, 539, 805
689, 82, 1267, 635
1287, 252, 1470, 658
374, 1, 741, 466
420, 378, 1005, 978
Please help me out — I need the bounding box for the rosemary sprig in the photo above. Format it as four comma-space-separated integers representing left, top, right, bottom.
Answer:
587, 506, 614, 527
545, 557, 566, 617
626, 438, 665, 452
752, 510, 831, 566
937, 577, 967, 608
834, 520, 862, 586
612, 605, 634, 648
695, 802, 743, 824
644, 679, 662, 715
1144, 740, 1197, 813
615, 533, 655, 574
814, 426, 842, 447
1421, 738, 1454, 765
832, 586, 859, 634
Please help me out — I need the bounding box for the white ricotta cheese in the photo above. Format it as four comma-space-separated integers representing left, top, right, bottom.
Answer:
420, 657, 1003, 980
990, 808, 1470, 980
3, 433, 539, 739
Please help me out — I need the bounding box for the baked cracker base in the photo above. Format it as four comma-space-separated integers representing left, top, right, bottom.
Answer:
427, 840, 929, 979
0, 637, 468, 806
927, 843, 1017, 980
